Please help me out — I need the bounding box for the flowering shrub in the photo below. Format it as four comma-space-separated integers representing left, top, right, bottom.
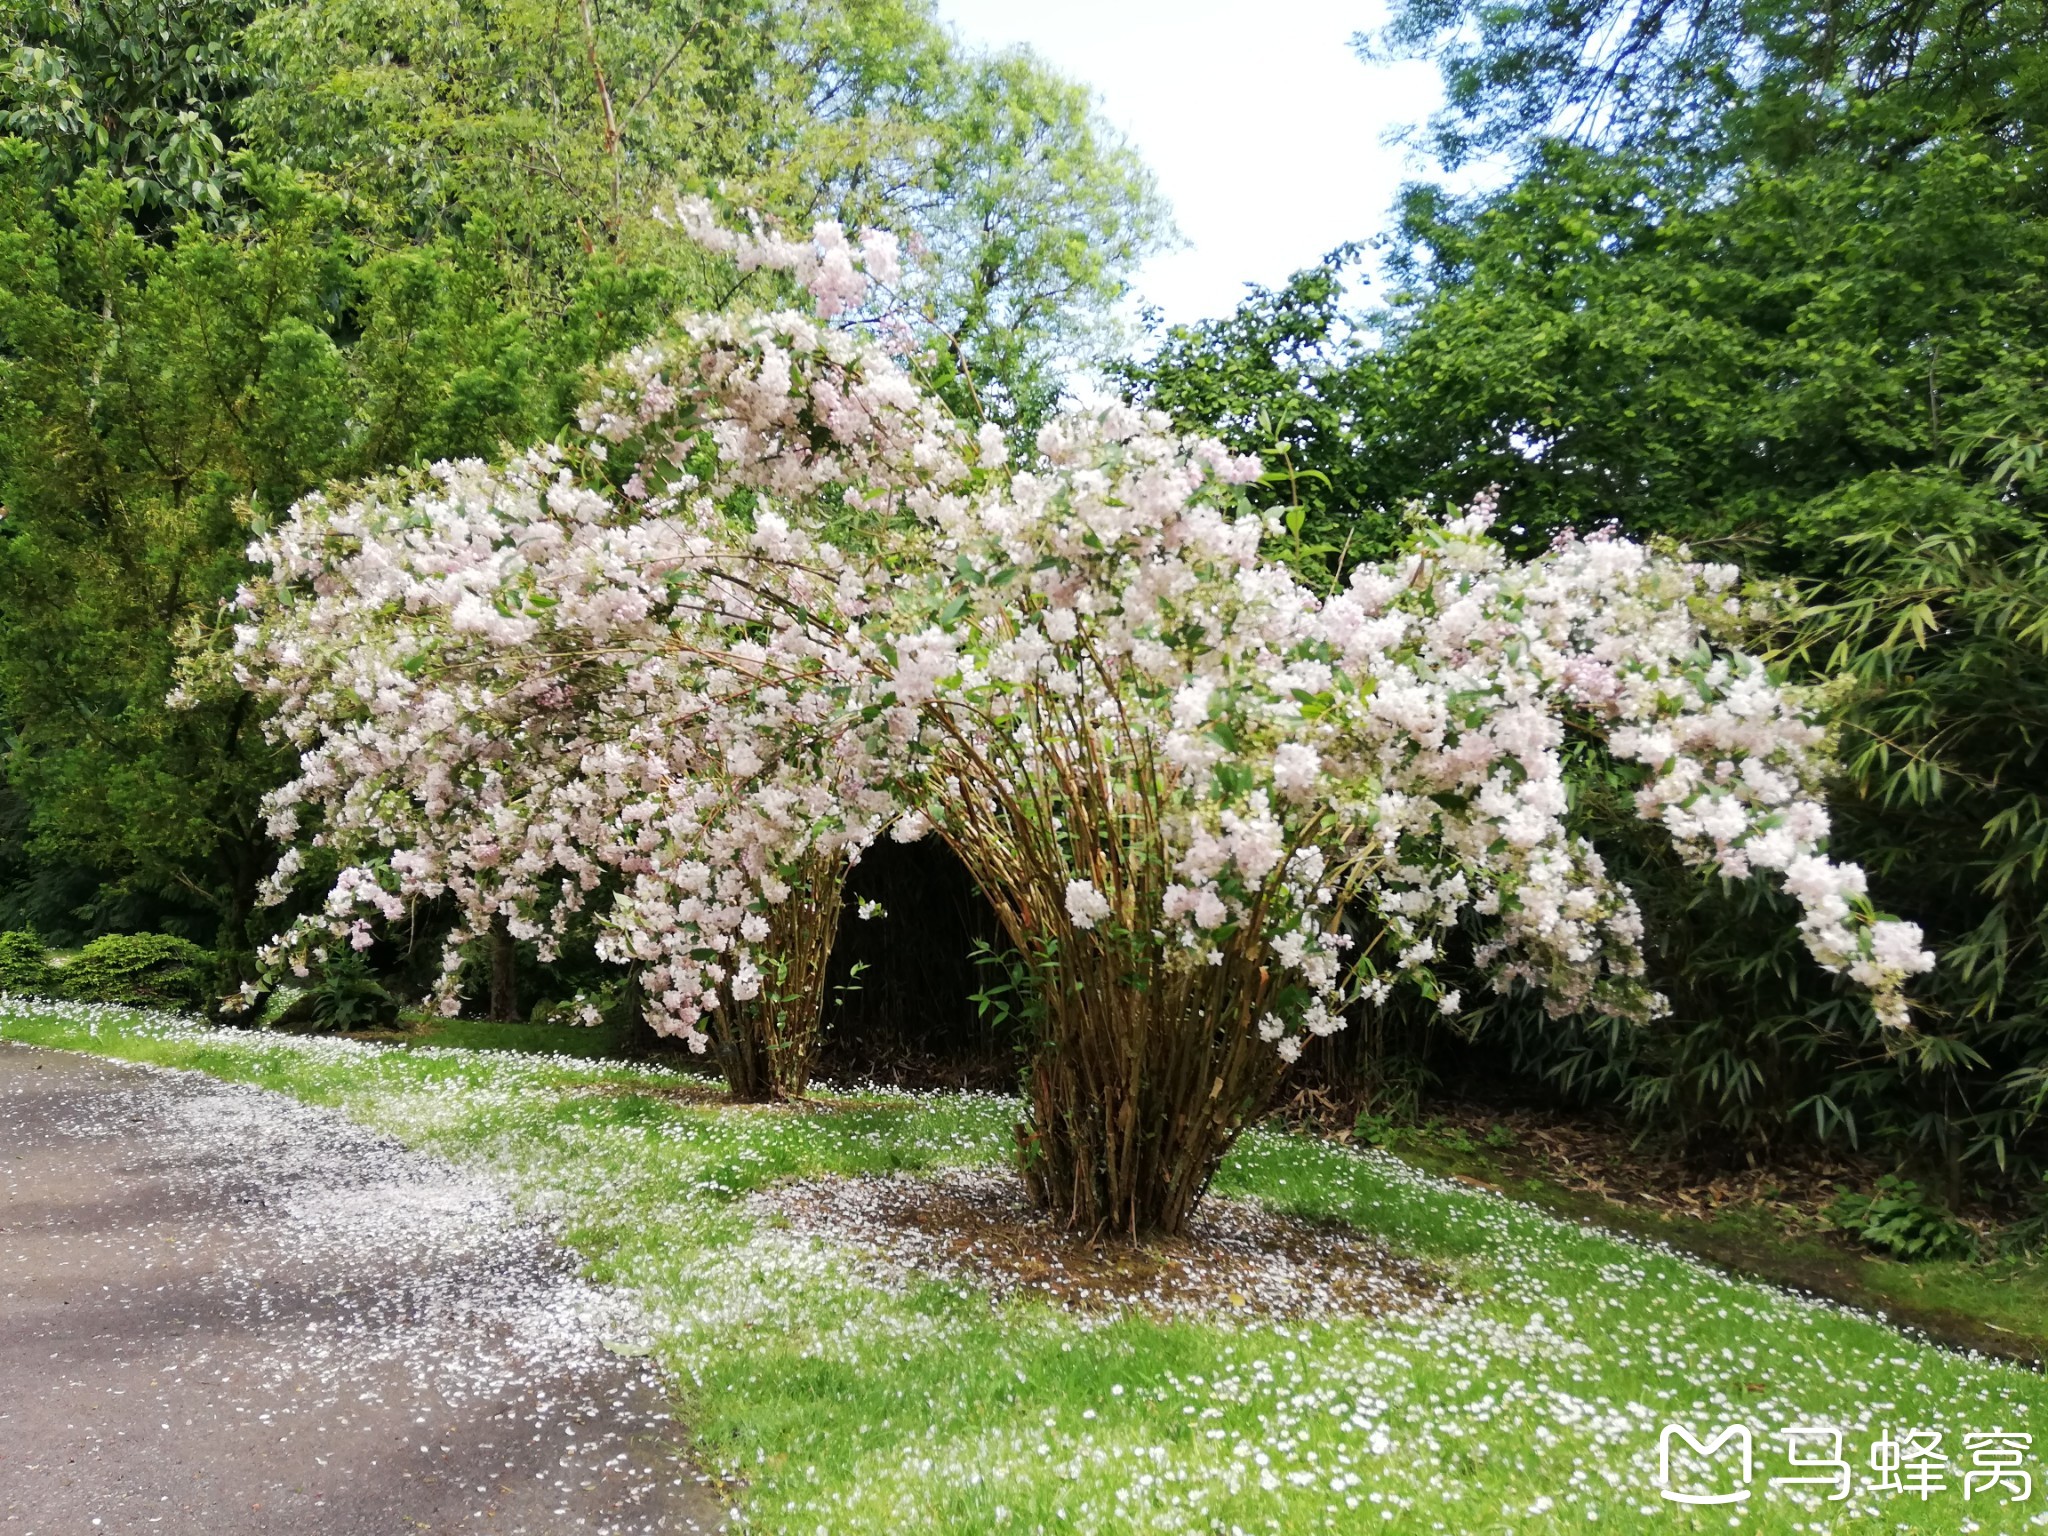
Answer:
236, 444, 875, 1096
822, 419, 1931, 1232
237, 209, 1931, 1227
233, 217, 928, 1097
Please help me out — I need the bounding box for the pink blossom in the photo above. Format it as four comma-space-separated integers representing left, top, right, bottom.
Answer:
1064, 880, 1113, 930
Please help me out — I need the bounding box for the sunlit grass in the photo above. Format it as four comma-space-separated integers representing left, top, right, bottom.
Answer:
6, 997, 2044, 1534
1366, 1113, 2048, 1361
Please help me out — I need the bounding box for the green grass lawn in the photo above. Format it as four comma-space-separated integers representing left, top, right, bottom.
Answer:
5, 998, 2045, 1534
1365, 1117, 2048, 1372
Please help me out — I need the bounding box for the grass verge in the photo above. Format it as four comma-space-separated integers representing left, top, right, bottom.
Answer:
1366, 1116, 2048, 1370
5, 998, 2045, 1534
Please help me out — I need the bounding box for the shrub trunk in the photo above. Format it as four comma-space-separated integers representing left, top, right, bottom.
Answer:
922, 715, 1314, 1237
488, 917, 519, 1021
708, 858, 847, 1101
1011, 931, 1289, 1238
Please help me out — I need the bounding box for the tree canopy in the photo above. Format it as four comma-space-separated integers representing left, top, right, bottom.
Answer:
0, 0, 1169, 966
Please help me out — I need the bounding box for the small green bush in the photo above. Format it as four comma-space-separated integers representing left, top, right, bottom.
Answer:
259, 984, 309, 1027
302, 953, 399, 1032
1826, 1175, 1980, 1262
257, 955, 401, 1033
59, 933, 215, 1010
0, 931, 57, 996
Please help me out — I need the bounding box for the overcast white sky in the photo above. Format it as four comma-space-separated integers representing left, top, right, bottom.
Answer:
932, 1, 1444, 328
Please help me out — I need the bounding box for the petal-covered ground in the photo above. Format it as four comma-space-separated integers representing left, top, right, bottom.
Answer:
5, 1000, 2046, 1535
0, 1039, 724, 1534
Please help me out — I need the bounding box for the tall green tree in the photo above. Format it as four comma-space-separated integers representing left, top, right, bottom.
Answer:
893, 50, 1168, 422
0, 0, 1170, 986
1, 0, 253, 222
0, 160, 321, 954
237, 0, 780, 283
1109, 251, 1396, 570
241, 0, 1169, 420
1362, 0, 2048, 168
0, 150, 715, 964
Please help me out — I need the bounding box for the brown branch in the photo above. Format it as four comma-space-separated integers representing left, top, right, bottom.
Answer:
576, 0, 624, 225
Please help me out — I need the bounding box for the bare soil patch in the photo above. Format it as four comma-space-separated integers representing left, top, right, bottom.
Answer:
759, 1167, 1447, 1321
1431, 1102, 1881, 1225
1271, 1083, 1905, 1227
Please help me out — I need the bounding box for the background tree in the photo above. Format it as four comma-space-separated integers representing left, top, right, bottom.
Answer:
1362, 0, 2048, 169
886, 50, 1168, 423
0, 159, 331, 956
1108, 251, 1397, 572
241, 0, 1170, 421
0, 0, 1167, 1009
1, 0, 253, 224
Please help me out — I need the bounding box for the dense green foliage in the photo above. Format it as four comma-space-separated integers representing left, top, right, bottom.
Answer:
1125, 0, 2048, 1198
0, 928, 214, 1005
1110, 251, 1401, 569
0, 926, 49, 992
287, 953, 401, 1031
234, 0, 1166, 414
2, 0, 254, 222
0, 152, 700, 959
1362, 0, 2048, 169
0, 0, 1165, 975
1825, 1174, 1979, 1261
58, 930, 215, 1006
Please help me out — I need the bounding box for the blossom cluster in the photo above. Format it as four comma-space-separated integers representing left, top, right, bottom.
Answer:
236, 209, 1931, 1056
855, 416, 1931, 1053
232, 211, 1013, 1043
237, 446, 887, 1043
662, 196, 903, 321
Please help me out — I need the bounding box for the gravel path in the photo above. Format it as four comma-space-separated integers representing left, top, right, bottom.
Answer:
0, 1042, 726, 1535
